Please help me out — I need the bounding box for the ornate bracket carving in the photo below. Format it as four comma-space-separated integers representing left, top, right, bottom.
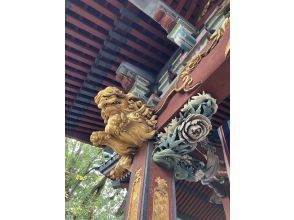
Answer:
153, 92, 226, 197
155, 17, 230, 115
90, 87, 157, 180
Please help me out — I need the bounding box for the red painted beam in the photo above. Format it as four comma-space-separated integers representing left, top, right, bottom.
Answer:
65, 78, 82, 88
194, 187, 217, 218
66, 126, 93, 135
121, 35, 167, 63
67, 115, 105, 127
65, 86, 80, 94
76, 103, 99, 113
185, 1, 198, 21
100, 44, 160, 72
186, 184, 209, 217
79, 111, 102, 121
69, 103, 100, 115
65, 39, 97, 57
190, 187, 217, 219
65, 100, 74, 106
119, 48, 161, 70
106, 0, 125, 10
65, 71, 86, 81
81, 0, 118, 20
66, 96, 97, 109
65, 27, 103, 49
67, 2, 113, 31
98, 50, 122, 63
130, 28, 173, 55
69, 103, 102, 116
66, 15, 107, 40
126, 2, 187, 49
65, 60, 89, 73
74, 121, 101, 131
102, 80, 117, 88
156, 23, 230, 130
114, 20, 173, 57
175, 0, 187, 13
65, 50, 93, 66
109, 31, 166, 64
136, 19, 168, 40
126, 4, 169, 40
178, 189, 214, 217
93, 72, 120, 84
201, 206, 219, 220
65, 93, 76, 100
91, 68, 119, 83
66, 121, 98, 133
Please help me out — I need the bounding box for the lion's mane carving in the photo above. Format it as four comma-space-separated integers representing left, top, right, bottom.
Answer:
90, 87, 157, 179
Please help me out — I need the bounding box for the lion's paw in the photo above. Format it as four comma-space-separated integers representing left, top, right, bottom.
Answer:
90, 131, 109, 145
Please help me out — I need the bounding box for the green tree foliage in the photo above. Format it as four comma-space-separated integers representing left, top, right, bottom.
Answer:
65, 138, 127, 220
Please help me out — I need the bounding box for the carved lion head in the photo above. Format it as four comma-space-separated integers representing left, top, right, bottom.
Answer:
94, 87, 129, 120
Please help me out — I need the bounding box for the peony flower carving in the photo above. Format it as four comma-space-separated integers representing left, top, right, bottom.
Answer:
178, 114, 212, 143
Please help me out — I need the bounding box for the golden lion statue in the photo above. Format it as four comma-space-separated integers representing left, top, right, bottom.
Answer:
90, 87, 157, 179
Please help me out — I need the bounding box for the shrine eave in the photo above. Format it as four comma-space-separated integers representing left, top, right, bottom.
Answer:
65, 0, 220, 144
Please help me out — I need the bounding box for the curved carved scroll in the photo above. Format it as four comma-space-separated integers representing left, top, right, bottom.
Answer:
155, 18, 230, 115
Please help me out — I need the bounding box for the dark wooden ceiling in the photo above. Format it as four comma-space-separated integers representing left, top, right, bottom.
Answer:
65, 0, 178, 143
65, 0, 223, 144
176, 180, 227, 220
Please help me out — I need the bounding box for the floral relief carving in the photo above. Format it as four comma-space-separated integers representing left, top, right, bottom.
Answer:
153, 92, 226, 197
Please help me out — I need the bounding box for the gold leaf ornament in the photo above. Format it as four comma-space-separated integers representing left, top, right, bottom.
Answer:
127, 168, 142, 220
90, 87, 157, 180
156, 18, 229, 115
152, 177, 169, 220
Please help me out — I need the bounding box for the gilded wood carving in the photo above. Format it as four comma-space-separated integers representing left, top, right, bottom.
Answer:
90, 87, 157, 179
127, 168, 142, 220
152, 177, 169, 220
156, 17, 230, 115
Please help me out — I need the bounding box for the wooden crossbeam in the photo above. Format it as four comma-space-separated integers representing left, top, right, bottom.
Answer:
156, 23, 230, 130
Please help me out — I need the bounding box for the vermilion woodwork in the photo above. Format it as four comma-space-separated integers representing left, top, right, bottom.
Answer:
222, 197, 230, 220
124, 142, 176, 220
156, 25, 230, 130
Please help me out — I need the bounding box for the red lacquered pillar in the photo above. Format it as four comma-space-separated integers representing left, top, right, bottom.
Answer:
124, 142, 177, 220
222, 197, 230, 220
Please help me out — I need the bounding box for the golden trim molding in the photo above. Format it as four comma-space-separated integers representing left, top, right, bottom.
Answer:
127, 168, 142, 220
225, 40, 230, 57
156, 18, 229, 115
152, 177, 169, 220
